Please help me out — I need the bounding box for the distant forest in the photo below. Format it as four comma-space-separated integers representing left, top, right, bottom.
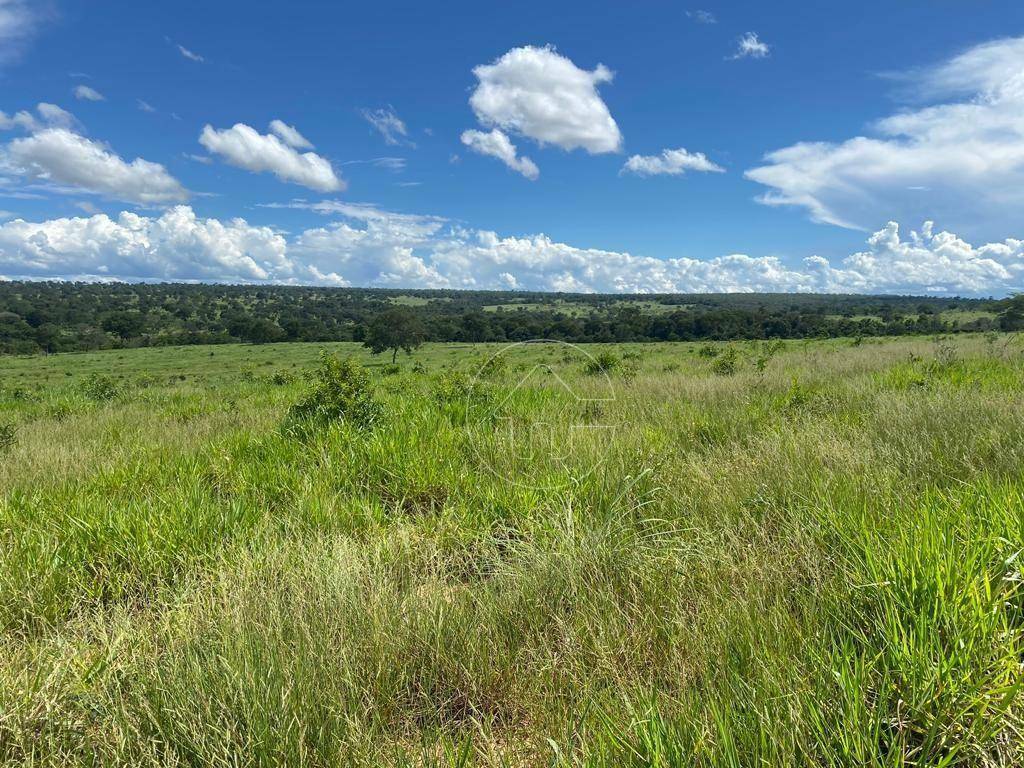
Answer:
1, 281, 1021, 355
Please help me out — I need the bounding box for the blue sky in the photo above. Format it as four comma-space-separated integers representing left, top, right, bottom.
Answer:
2, 0, 1024, 295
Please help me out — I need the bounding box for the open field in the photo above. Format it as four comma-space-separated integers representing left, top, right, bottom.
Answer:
1, 334, 1023, 766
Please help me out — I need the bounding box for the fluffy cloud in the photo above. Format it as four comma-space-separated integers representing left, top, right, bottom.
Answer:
746, 36, 1024, 238
4, 128, 189, 205
0, 108, 38, 132
807, 221, 1024, 295
0, 102, 77, 133
469, 45, 622, 154
0, 206, 290, 281
1, 204, 1020, 296
269, 119, 313, 149
360, 107, 412, 146
199, 122, 344, 192
73, 85, 105, 102
34, 103, 78, 130
460, 128, 539, 179
622, 148, 724, 176
731, 32, 770, 60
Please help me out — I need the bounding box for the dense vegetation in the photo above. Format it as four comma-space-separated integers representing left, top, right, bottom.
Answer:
1, 334, 1022, 765
1, 281, 1021, 354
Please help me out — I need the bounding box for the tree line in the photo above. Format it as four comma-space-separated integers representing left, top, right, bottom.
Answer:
0, 281, 1018, 355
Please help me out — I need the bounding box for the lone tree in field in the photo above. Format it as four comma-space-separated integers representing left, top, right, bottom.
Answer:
363, 307, 426, 364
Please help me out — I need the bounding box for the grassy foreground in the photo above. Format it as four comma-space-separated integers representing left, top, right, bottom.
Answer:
1, 335, 1023, 766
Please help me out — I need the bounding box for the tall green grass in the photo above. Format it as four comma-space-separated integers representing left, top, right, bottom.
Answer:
0, 336, 1021, 766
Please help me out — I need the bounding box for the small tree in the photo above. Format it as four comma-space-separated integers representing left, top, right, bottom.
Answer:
998, 294, 1024, 331
363, 308, 426, 364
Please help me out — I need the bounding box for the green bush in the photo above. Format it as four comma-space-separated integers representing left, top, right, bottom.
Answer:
754, 340, 785, 374
711, 346, 740, 376
45, 398, 76, 421
4, 386, 39, 403
432, 370, 472, 404
269, 370, 296, 386
286, 353, 382, 430
0, 422, 16, 453
697, 343, 721, 359
78, 373, 121, 401
584, 350, 620, 375
477, 354, 508, 378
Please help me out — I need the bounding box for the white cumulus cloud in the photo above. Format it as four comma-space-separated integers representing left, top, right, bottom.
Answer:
1, 102, 77, 133
3, 128, 189, 205
0, 206, 290, 281
808, 221, 1024, 295
0, 108, 38, 132
199, 122, 344, 192
469, 45, 622, 154
269, 119, 313, 149
35, 102, 78, 130
746, 36, 1024, 239
461, 128, 539, 180
1, 203, 1021, 296
73, 85, 105, 101
622, 148, 724, 177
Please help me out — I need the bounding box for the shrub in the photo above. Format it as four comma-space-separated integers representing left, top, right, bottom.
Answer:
697, 343, 721, 359
79, 373, 121, 401
286, 353, 383, 430
380, 364, 401, 377
771, 377, 815, 415
270, 371, 296, 386
7, 386, 39, 402
46, 399, 75, 422
478, 354, 508, 378
754, 340, 784, 374
432, 370, 472, 404
711, 347, 740, 376
584, 350, 620, 375
932, 339, 959, 369
0, 422, 15, 453
432, 370, 493, 411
